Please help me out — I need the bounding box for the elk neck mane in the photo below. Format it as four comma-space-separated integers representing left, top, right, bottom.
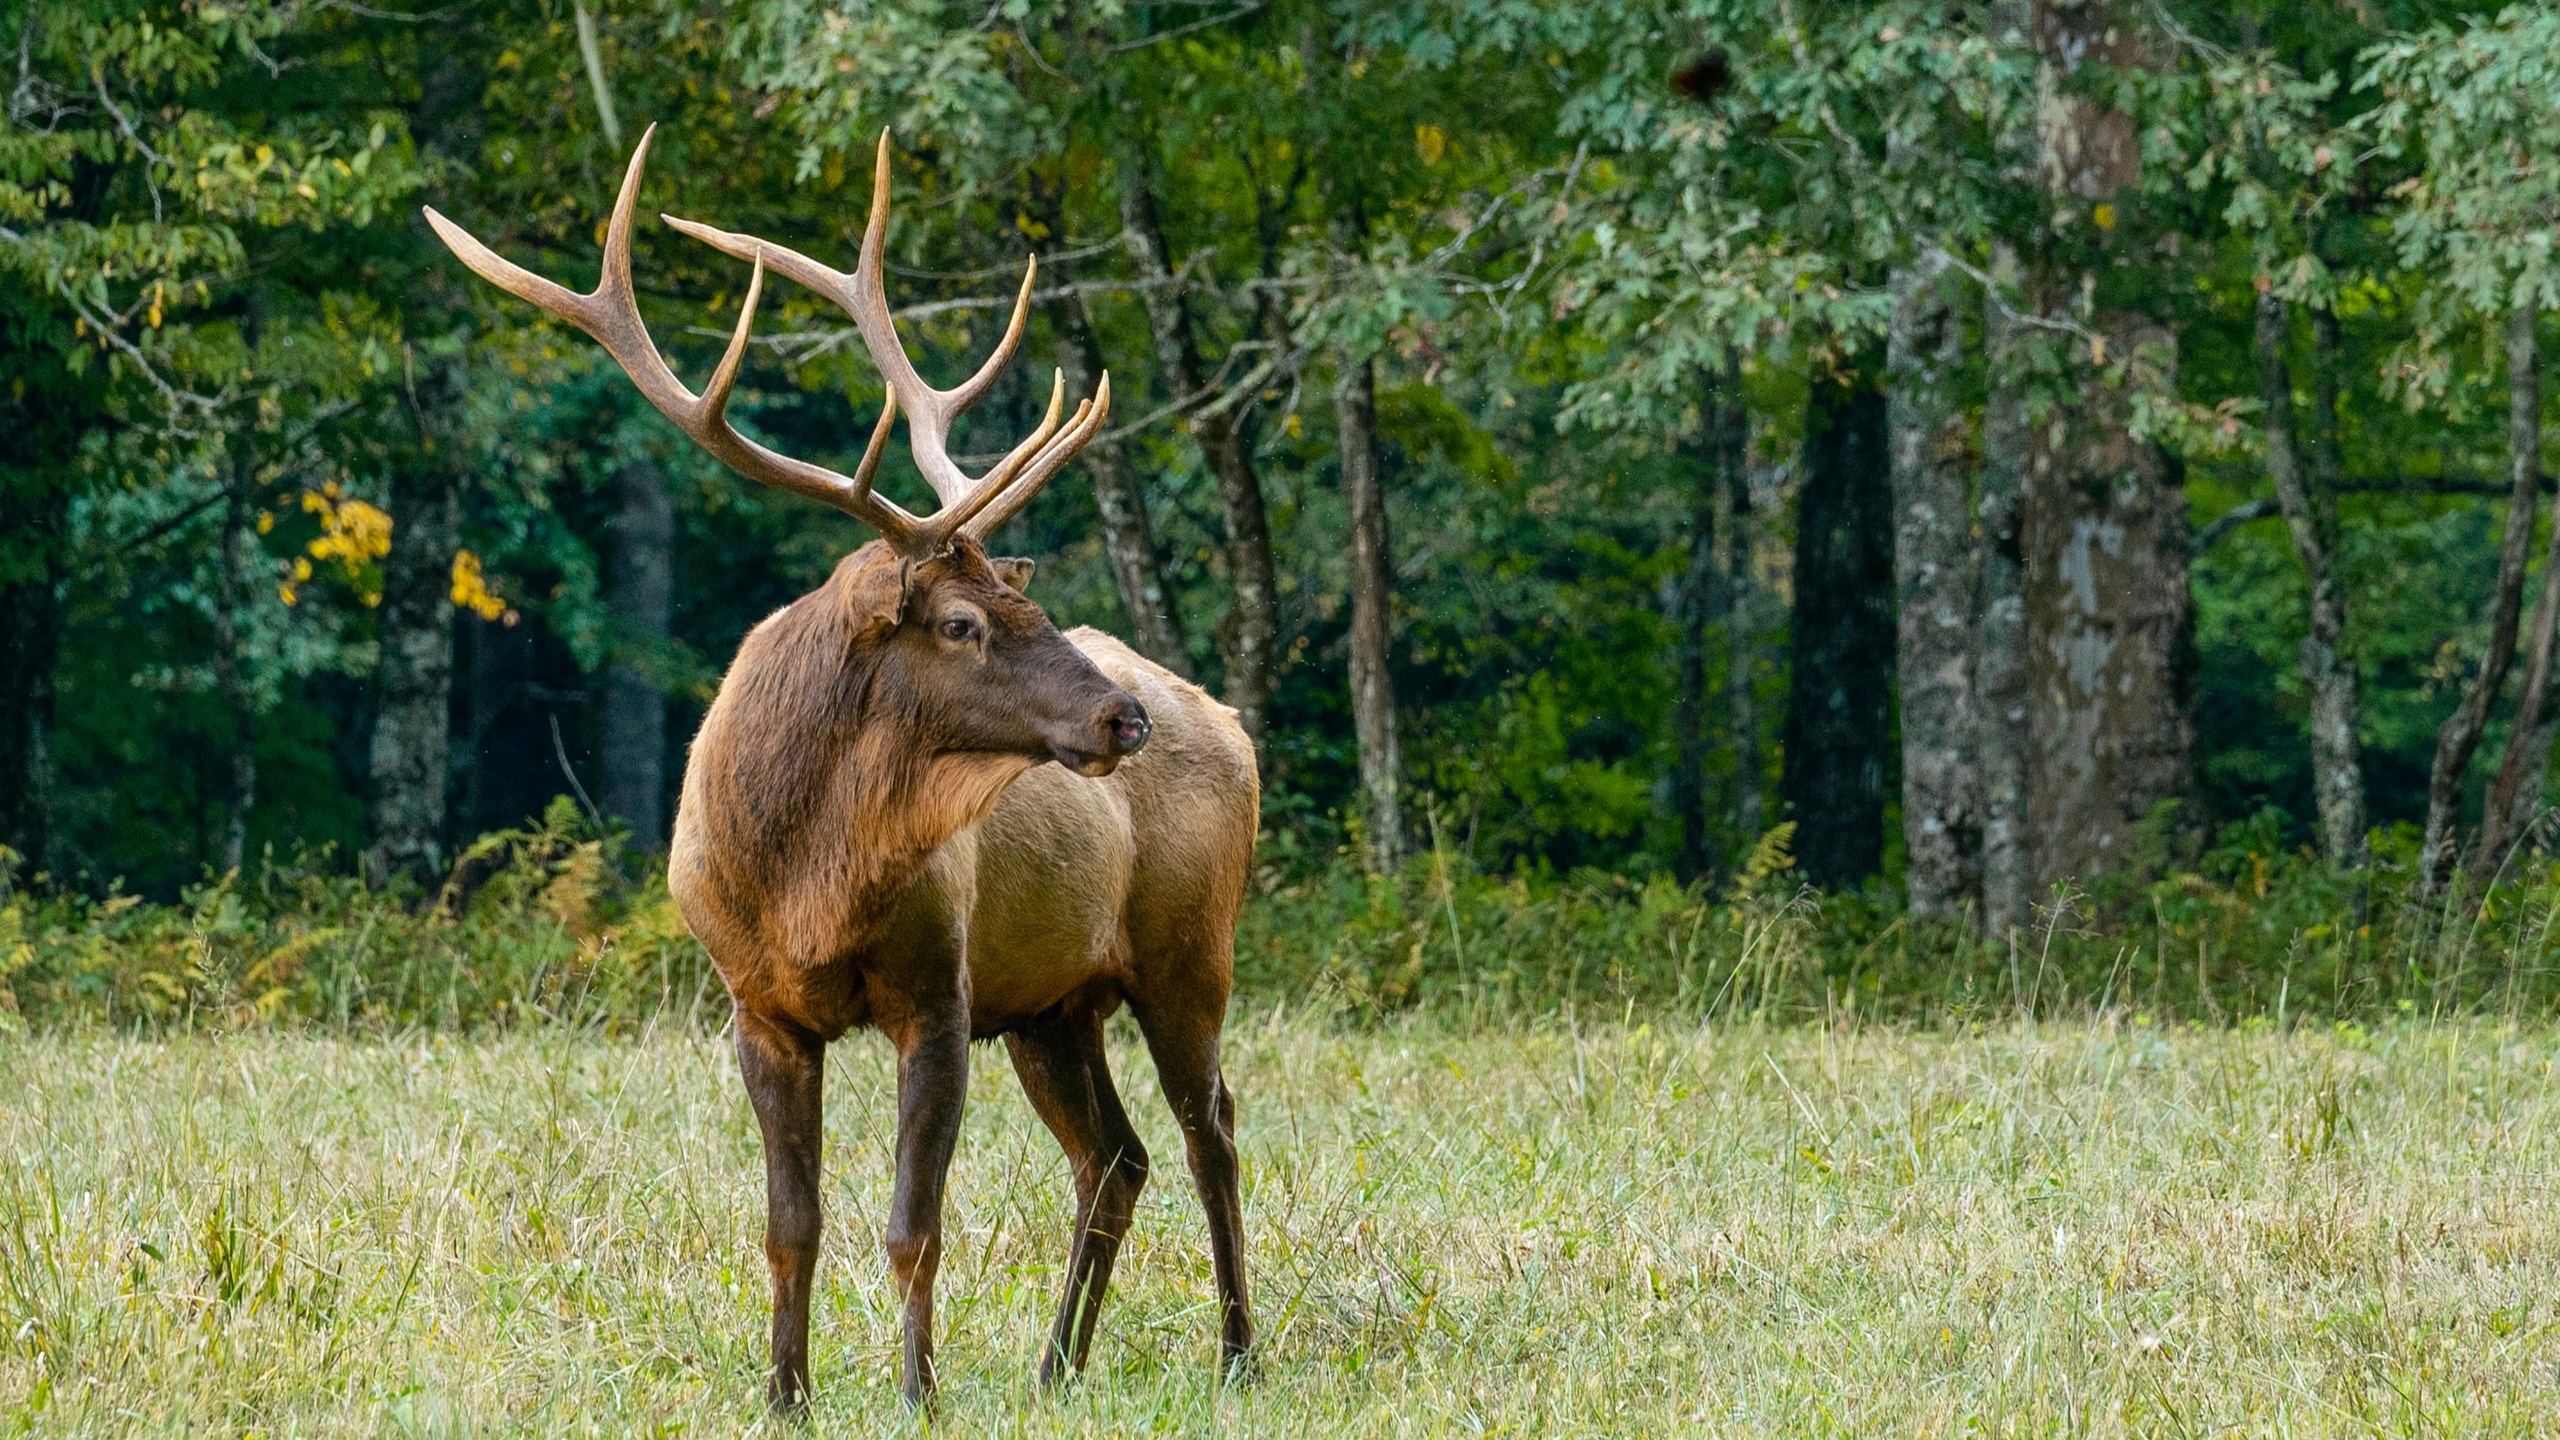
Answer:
687, 550, 1040, 956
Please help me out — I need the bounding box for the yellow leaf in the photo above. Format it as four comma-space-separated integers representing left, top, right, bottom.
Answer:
2092, 202, 2117, 230
450, 549, 507, 620
1415, 124, 1447, 166
1284, 412, 1303, 438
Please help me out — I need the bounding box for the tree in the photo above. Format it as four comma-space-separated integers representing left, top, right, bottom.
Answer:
599, 460, 674, 848
1889, 253, 1979, 915
1782, 364, 1896, 886
4, 0, 429, 878
2364, 9, 2560, 893
1333, 351, 1404, 869
2017, 0, 2195, 888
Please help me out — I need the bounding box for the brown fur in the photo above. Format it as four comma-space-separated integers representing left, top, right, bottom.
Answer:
668, 537, 1259, 1407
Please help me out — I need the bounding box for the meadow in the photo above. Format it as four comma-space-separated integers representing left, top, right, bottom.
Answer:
3, 1012, 2555, 1437
6, 816, 2560, 1435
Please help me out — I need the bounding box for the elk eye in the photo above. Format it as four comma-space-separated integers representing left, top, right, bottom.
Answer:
940, 615, 980, 642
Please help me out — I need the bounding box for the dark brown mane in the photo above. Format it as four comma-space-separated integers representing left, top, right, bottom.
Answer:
677, 541, 1049, 969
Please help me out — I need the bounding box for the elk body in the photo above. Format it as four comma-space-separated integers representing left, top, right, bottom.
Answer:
426, 129, 1257, 1408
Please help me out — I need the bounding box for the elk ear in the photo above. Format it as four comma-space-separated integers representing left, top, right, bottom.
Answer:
989, 557, 1035, 593
838, 550, 909, 642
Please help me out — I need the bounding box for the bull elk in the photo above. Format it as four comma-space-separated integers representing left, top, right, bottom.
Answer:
424, 128, 1257, 1408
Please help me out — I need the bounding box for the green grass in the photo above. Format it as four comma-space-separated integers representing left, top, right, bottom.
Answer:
4, 1014, 2556, 1435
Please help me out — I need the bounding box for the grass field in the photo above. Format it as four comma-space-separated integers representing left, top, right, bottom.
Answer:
2, 1014, 2555, 1436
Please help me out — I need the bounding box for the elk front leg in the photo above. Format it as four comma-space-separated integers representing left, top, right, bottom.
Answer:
736, 1009, 826, 1412
884, 997, 970, 1405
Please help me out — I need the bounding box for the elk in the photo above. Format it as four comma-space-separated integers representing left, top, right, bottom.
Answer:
424, 128, 1257, 1409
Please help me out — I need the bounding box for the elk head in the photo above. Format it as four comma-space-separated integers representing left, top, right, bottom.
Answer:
423, 126, 1148, 775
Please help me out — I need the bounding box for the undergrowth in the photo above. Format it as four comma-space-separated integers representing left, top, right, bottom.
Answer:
6, 801, 2560, 1033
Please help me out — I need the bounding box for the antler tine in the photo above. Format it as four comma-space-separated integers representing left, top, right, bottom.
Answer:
846, 385, 901, 511
696, 250, 766, 422
943, 256, 1037, 419
666, 136, 975, 505
962, 372, 1112, 542
937, 370, 1067, 537
425, 125, 926, 551
636, 130, 1116, 555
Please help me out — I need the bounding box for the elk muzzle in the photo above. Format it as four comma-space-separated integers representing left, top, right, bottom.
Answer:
1055, 693, 1150, 777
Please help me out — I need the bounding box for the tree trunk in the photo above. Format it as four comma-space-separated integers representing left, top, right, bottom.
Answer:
1725, 398, 1763, 848
2019, 316, 2193, 886
1889, 256, 1978, 918
211, 467, 260, 876
1051, 284, 1191, 676
2022, 0, 2193, 890
599, 459, 672, 849
1332, 352, 1403, 872
1671, 367, 1740, 883
2474, 523, 2560, 888
1977, 272, 2032, 934
0, 488, 65, 875
1122, 164, 1277, 752
2476, 311, 2560, 886
367, 460, 459, 883
1781, 370, 1896, 889
2307, 307, 2365, 863
2256, 290, 2366, 866
2420, 307, 2540, 896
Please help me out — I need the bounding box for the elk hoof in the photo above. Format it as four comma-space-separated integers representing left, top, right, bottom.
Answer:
766, 1375, 812, 1421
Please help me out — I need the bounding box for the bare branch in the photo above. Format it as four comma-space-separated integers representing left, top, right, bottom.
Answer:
1108, 1, 1261, 53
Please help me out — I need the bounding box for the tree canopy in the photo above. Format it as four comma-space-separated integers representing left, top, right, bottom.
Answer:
10, 0, 2560, 916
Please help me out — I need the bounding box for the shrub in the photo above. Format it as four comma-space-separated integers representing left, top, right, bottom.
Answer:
0, 800, 716, 1034
6, 807, 2559, 1033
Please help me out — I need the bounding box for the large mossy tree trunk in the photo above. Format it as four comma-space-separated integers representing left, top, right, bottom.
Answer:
599, 459, 672, 849
1781, 370, 1896, 889
1889, 256, 1979, 918
2021, 0, 2194, 891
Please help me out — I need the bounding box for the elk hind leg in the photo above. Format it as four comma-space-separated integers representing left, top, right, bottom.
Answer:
1129, 987, 1253, 1378
736, 1009, 826, 1412
1005, 1005, 1149, 1384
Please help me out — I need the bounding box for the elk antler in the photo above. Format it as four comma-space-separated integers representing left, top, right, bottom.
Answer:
422, 125, 1110, 557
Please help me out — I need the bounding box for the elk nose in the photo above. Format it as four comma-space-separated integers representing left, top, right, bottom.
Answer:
1101, 695, 1152, 756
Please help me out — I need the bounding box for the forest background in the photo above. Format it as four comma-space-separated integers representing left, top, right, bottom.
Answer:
18, 0, 2560, 1023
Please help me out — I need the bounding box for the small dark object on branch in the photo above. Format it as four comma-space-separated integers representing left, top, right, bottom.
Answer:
1670, 50, 1731, 104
